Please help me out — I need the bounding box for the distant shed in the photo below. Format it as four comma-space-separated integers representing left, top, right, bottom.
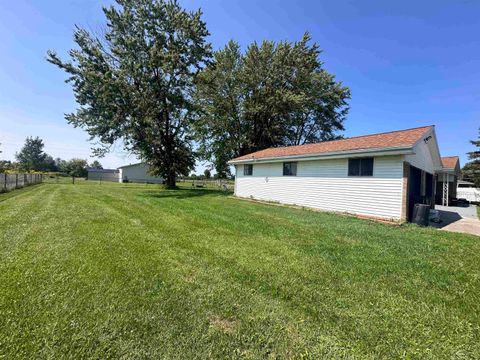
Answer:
87, 169, 119, 182
117, 163, 164, 184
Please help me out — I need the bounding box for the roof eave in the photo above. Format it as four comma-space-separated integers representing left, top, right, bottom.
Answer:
228, 146, 414, 164
117, 162, 144, 169
438, 166, 459, 173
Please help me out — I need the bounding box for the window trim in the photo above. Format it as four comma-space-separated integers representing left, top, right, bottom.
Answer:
243, 164, 253, 176
348, 157, 374, 177
283, 162, 297, 176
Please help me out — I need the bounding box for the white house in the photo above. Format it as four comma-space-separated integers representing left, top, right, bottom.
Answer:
228, 126, 450, 222
117, 163, 164, 184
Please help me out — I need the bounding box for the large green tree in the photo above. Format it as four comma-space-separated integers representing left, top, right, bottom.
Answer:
194, 34, 350, 176
15, 137, 48, 172
468, 128, 480, 161
62, 159, 88, 178
47, 0, 212, 188
462, 128, 480, 186
43, 155, 58, 172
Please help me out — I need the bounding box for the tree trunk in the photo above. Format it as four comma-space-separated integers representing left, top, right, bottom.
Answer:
165, 171, 176, 189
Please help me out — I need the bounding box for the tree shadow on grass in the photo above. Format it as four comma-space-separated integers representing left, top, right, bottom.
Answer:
140, 188, 231, 200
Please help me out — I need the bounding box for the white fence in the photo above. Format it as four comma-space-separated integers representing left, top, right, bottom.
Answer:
0, 173, 43, 193
457, 187, 480, 203
183, 179, 234, 191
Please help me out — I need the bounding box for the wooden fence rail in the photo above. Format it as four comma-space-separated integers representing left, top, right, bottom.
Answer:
0, 173, 43, 193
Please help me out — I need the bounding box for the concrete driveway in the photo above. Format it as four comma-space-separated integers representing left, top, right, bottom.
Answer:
431, 204, 480, 236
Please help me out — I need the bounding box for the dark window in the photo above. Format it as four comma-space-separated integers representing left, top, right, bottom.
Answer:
244, 164, 253, 176
348, 158, 374, 176
283, 162, 297, 176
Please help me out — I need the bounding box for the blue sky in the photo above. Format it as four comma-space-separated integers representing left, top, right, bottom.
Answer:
0, 0, 478, 171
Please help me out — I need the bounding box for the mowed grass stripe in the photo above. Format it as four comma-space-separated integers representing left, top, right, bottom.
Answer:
0, 182, 479, 358
0, 184, 60, 262
66, 187, 322, 356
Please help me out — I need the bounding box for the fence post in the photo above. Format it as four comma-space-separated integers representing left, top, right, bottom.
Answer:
15, 174, 18, 189
3, 173, 6, 191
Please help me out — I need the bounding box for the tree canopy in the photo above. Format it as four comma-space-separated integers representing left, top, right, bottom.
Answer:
47, 0, 350, 181
15, 137, 48, 172
194, 34, 350, 176
89, 160, 103, 169
462, 128, 480, 186
47, 0, 212, 188
62, 159, 88, 178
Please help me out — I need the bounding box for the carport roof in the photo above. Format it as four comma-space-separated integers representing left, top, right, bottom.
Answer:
441, 156, 459, 169
117, 162, 144, 169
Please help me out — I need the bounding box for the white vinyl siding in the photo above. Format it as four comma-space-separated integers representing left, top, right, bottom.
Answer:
235, 156, 404, 220
118, 163, 164, 184
404, 138, 437, 174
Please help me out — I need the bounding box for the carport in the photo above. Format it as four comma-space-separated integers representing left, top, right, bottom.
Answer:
435, 156, 461, 206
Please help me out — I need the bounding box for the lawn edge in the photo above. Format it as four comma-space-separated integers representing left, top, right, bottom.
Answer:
229, 195, 403, 226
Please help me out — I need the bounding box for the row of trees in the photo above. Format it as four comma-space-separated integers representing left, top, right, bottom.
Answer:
0, 137, 102, 177
47, 0, 350, 187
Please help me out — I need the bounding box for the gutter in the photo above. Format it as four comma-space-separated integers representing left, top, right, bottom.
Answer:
436, 168, 456, 174
228, 146, 414, 165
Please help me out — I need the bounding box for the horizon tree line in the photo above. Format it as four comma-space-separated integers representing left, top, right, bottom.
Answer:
0, 136, 102, 176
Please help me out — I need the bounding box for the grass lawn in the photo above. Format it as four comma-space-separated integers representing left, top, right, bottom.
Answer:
1, 182, 479, 359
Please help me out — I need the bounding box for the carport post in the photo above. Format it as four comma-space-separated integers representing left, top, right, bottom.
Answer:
442, 173, 449, 207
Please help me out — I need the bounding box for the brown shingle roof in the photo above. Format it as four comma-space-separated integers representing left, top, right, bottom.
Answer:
441, 156, 459, 169
230, 126, 434, 162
